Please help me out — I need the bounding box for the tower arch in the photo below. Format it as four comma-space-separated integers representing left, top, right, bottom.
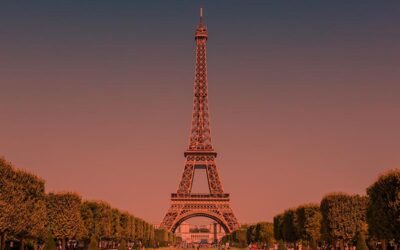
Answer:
171, 211, 230, 233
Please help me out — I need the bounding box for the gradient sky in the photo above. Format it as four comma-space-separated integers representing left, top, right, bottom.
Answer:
1, 1, 400, 225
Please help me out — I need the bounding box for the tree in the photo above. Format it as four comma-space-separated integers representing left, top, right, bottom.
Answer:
296, 204, 322, 247
367, 169, 400, 250
226, 227, 248, 248
0, 158, 15, 250
143, 223, 149, 245
135, 219, 144, 242
320, 193, 368, 250
81, 202, 95, 241
167, 231, 175, 245
282, 209, 299, 245
356, 232, 368, 250
88, 235, 99, 250
154, 229, 168, 247
5, 165, 47, 250
46, 192, 84, 250
309, 239, 317, 250
44, 231, 56, 250
278, 240, 286, 250
156, 228, 173, 247
255, 222, 274, 247
128, 216, 136, 243
111, 209, 122, 243
1, 157, 155, 250
148, 225, 155, 247
247, 224, 257, 243
84, 201, 113, 241
155, 229, 168, 247
236, 228, 248, 248
273, 214, 284, 242
119, 213, 131, 243
1, 158, 47, 250
118, 239, 127, 250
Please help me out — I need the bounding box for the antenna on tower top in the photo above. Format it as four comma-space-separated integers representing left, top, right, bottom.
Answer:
200, 7, 203, 23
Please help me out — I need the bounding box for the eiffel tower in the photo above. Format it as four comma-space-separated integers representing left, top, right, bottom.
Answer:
160, 8, 240, 233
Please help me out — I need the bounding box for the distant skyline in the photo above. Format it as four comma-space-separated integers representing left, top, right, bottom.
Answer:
1, 1, 400, 224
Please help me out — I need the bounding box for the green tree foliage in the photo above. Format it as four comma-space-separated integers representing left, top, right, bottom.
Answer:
226, 228, 248, 248
273, 214, 284, 241
80, 202, 153, 247
247, 224, 257, 243
274, 207, 320, 248
135, 219, 144, 242
282, 209, 299, 244
221, 234, 230, 244
167, 231, 176, 245
143, 223, 149, 244
154, 229, 168, 247
296, 204, 322, 245
148, 225, 155, 246
255, 222, 274, 246
278, 240, 286, 250
46, 192, 84, 250
80, 202, 95, 241
83, 201, 113, 240
366, 169, 400, 245
111, 209, 122, 242
0, 158, 15, 250
154, 228, 179, 247
128, 216, 136, 242
1, 157, 155, 250
120, 213, 134, 243
236, 228, 248, 248
0, 158, 47, 250
320, 193, 368, 249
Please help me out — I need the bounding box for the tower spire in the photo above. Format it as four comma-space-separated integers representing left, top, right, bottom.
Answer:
189, 6, 211, 152
200, 7, 203, 24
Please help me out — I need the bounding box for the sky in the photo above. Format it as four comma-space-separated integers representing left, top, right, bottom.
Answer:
1, 1, 400, 225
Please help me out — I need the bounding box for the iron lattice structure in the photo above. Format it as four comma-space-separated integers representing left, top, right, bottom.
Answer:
160, 9, 240, 234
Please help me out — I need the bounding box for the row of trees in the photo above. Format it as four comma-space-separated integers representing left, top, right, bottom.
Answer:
0, 158, 176, 250
154, 229, 179, 247
222, 169, 399, 250
274, 195, 367, 250
221, 222, 274, 248
273, 169, 400, 250
0, 157, 47, 250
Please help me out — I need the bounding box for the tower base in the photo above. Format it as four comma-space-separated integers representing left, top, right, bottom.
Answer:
160, 193, 239, 233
